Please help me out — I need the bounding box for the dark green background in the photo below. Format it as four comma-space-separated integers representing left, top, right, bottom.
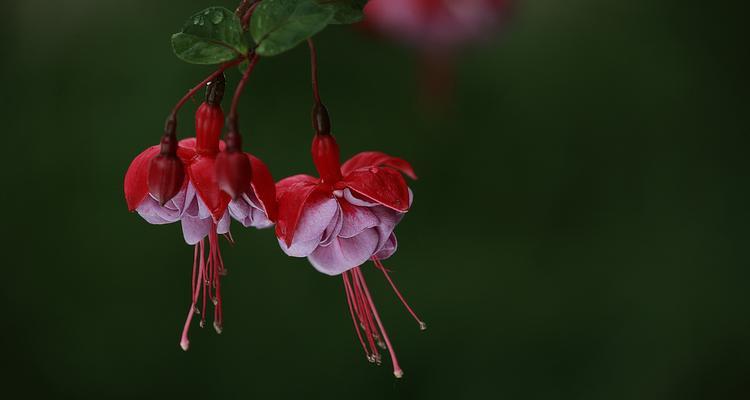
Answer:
2, 0, 748, 398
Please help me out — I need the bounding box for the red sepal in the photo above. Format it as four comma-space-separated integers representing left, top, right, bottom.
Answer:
124, 145, 160, 211
341, 151, 417, 180
187, 156, 231, 221
276, 174, 318, 199
195, 102, 224, 155
340, 167, 410, 212
248, 154, 278, 223
275, 179, 327, 247
312, 134, 342, 183
147, 154, 186, 205
180, 139, 228, 221
216, 150, 253, 200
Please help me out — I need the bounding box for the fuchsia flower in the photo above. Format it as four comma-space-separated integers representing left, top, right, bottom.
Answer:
124, 77, 277, 350
275, 105, 425, 378
364, 0, 510, 50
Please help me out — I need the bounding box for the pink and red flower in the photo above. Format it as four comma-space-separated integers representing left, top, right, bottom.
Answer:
275, 129, 424, 377
364, 0, 511, 50
124, 83, 276, 350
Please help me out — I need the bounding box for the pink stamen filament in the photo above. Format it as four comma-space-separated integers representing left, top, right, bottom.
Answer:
350, 270, 382, 361
179, 221, 226, 350
373, 258, 427, 330
351, 267, 404, 378
342, 274, 370, 360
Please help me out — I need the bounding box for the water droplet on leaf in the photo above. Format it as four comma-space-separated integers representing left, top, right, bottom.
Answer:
211, 11, 224, 24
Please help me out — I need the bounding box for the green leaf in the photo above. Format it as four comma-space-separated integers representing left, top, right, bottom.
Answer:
251, 0, 335, 57
171, 7, 249, 65
317, 0, 367, 24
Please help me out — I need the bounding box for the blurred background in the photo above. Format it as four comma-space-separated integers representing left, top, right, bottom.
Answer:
2, 0, 749, 398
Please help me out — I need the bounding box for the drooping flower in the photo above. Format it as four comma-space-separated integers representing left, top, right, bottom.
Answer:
364, 0, 511, 50
124, 77, 277, 350
275, 106, 425, 377
364, 0, 511, 110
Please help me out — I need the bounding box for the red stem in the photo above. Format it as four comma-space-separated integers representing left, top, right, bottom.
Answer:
227, 54, 260, 134
169, 58, 245, 119
241, 2, 261, 29
307, 38, 321, 104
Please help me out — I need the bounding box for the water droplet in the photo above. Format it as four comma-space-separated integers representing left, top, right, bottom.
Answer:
211, 11, 224, 24
374, 354, 382, 365
199, 320, 206, 328
377, 340, 387, 350
366, 355, 376, 363
193, 16, 201, 25
369, 167, 379, 174
213, 321, 223, 334
419, 321, 428, 331
393, 369, 404, 378
203, 10, 211, 16
211, 297, 218, 306
193, 306, 201, 315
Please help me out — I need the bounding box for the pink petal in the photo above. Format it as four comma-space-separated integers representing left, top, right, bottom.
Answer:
216, 211, 231, 235
135, 191, 185, 225
280, 197, 338, 257
370, 205, 405, 250
339, 201, 379, 238
308, 228, 380, 276
228, 191, 273, 229
320, 203, 344, 246
373, 232, 398, 260
342, 188, 378, 207
181, 215, 212, 245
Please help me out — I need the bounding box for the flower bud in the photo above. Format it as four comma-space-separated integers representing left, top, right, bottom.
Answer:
310, 102, 341, 183
216, 131, 252, 200
196, 75, 226, 155
312, 102, 331, 136
196, 103, 224, 155
148, 153, 185, 205
149, 117, 185, 205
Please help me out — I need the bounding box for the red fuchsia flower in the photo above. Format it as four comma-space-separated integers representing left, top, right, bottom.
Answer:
275, 103, 425, 378
364, 0, 511, 50
124, 76, 277, 351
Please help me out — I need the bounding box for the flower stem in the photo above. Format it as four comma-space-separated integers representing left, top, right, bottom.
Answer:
241, 1, 261, 29
227, 53, 260, 139
168, 58, 245, 122
307, 38, 321, 105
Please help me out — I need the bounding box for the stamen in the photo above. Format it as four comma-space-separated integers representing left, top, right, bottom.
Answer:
178, 221, 228, 349
180, 239, 206, 351
342, 272, 370, 361
351, 269, 381, 360
373, 258, 427, 330
352, 267, 404, 378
